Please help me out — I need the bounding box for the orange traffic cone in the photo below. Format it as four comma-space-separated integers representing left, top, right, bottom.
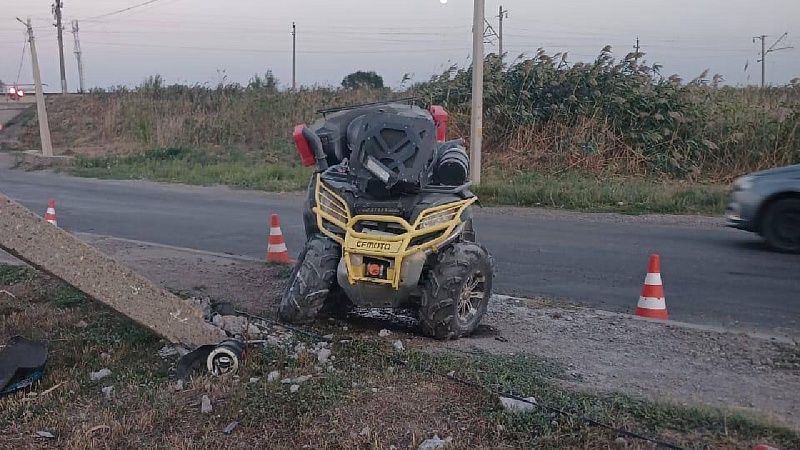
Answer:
267, 214, 290, 264
44, 199, 57, 226
635, 254, 668, 320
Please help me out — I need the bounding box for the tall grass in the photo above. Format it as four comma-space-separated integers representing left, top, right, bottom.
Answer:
415, 50, 800, 182
19, 52, 800, 191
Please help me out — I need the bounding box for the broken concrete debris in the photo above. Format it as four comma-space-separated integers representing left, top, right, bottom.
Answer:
317, 348, 331, 364
289, 384, 300, 393
201, 395, 213, 414
392, 340, 405, 352
499, 396, 537, 413
35, 431, 55, 439
101, 386, 114, 399
222, 421, 239, 435
418, 435, 452, 450
89, 368, 112, 382
267, 371, 280, 382
378, 329, 391, 337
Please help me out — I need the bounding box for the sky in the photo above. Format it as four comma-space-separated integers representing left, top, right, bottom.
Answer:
1, 0, 798, 91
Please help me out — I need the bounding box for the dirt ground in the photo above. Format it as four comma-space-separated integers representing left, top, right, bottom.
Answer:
2, 234, 798, 432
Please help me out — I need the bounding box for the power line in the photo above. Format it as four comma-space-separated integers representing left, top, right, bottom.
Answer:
15, 37, 28, 85
80, 40, 469, 55
82, 0, 165, 21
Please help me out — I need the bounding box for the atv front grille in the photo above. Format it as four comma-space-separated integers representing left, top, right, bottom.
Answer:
315, 177, 351, 243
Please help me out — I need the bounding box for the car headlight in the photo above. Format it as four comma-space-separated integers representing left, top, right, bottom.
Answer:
733, 176, 754, 191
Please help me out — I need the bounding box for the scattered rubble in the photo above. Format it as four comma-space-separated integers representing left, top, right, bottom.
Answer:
222, 421, 239, 435
158, 345, 180, 359
289, 384, 300, 393
89, 368, 111, 381
317, 348, 331, 364
378, 329, 392, 337
499, 396, 537, 413
267, 371, 280, 382
393, 340, 404, 352
34, 431, 55, 439
101, 386, 114, 399
248, 377, 260, 383
418, 435, 452, 450
200, 395, 213, 414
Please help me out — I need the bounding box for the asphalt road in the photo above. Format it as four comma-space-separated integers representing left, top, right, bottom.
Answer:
1, 157, 798, 336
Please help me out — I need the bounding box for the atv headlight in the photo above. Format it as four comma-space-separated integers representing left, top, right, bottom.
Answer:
417, 210, 458, 230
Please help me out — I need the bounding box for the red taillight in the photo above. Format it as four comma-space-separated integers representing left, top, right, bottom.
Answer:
430, 105, 448, 142
293, 124, 316, 167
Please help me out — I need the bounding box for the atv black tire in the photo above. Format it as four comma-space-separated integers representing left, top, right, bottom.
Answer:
278, 235, 341, 324
419, 242, 493, 340
762, 198, 800, 253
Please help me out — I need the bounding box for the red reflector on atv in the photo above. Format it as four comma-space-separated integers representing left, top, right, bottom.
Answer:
430, 105, 448, 142
293, 124, 317, 167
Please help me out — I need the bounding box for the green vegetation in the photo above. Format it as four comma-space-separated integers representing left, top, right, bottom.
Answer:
1, 263, 797, 448
71, 146, 726, 214
476, 171, 727, 214
341, 70, 385, 90
417, 51, 800, 181
72, 146, 312, 192
18, 49, 800, 213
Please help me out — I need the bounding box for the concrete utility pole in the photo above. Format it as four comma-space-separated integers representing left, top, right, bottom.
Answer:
71, 20, 85, 93
52, 0, 68, 94
470, 0, 485, 185
753, 33, 793, 88
497, 6, 508, 60
17, 17, 54, 157
292, 22, 297, 90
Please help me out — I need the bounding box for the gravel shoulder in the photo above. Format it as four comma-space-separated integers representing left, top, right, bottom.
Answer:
2, 233, 797, 430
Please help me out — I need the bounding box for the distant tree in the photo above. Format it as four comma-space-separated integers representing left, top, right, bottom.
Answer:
248, 70, 279, 92
342, 71, 384, 90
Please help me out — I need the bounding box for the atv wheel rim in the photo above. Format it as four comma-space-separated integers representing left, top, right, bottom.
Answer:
458, 272, 486, 325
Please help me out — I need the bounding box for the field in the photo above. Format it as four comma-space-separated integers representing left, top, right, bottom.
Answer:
2, 262, 799, 449
10, 52, 800, 214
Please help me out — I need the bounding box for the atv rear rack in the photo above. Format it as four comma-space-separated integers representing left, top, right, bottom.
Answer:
317, 97, 419, 117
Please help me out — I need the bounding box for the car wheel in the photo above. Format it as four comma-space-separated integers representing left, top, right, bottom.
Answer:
762, 198, 800, 253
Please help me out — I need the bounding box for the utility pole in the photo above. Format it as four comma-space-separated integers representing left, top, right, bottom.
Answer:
17, 18, 54, 157
71, 20, 85, 93
753, 33, 793, 87
52, 0, 68, 94
470, 0, 485, 185
291, 22, 297, 91
497, 6, 508, 60
633, 36, 640, 63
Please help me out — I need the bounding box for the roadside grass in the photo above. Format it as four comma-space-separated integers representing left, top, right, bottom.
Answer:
475, 170, 728, 215
70, 145, 312, 192
2, 263, 796, 448
68, 146, 727, 215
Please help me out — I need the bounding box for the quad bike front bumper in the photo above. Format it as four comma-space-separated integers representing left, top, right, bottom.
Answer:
312, 175, 476, 308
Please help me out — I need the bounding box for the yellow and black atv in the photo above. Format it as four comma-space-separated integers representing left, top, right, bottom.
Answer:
280, 101, 493, 340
